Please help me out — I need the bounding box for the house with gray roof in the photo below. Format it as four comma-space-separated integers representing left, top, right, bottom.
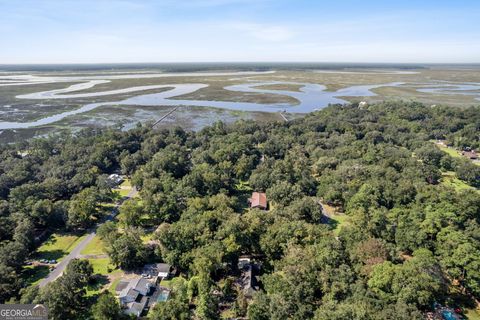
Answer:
115, 277, 155, 317
124, 296, 149, 318
143, 263, 172, 281
236, 257, 260, 298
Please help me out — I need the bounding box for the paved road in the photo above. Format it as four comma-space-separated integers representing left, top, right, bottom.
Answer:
38, 232, 96, 287
38, 186, 138, 287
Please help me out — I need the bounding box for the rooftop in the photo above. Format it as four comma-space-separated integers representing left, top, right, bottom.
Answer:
249, 192, 267, 209
125, 296, 149, 317
115, 281, 129, 292
118, 277, 154, 300
143, 263, 171, 276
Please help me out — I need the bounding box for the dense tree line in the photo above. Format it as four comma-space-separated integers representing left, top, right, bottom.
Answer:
0, 101, 479, 319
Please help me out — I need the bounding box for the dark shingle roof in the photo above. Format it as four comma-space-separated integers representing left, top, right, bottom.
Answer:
115, 281, 129, 292
126, 288, 140, 300
129, 296, 149, 315
156, 263, 171, 273
134, 278, 151, 292
143, 263, 171, 276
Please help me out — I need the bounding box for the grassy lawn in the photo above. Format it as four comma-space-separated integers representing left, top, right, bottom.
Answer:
330, 213, 351, 235
433, 141, 480, 167
86, 258, 120, 296
120, 179, 132, 188
160, 276, 186, 290
22, 265, 50, 287
80, 235, 106, 255
89, 258, 117, 275
466, 309, 480, 320
321, 202, 350, 235
113, 178, 135, 198
441, 171, 477, 192
36, 233, 86, 261
108, 277, 122, 294
116, 188, 131, 197
435, 143, 462, 158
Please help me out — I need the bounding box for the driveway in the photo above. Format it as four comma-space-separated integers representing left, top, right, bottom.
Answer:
38, 186, 138, 287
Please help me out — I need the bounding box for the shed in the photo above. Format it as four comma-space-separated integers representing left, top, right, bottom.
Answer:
249, 192, 267, 210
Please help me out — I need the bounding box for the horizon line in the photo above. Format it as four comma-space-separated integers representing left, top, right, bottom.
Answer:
1, 61, 480, 66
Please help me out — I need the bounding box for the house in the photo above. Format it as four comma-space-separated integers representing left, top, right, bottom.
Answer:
117, 277, 154, 303
124, 296, 149, 318
435, 140, 446, 147
462, 150, 478, 160
238, 256, 251, 269
17, 151, 29, 158
116, 277, 155, 317
120, 287, 139, 304
107, 173, 124, 186
249, 192, 267, 210
236, 257, 260, 298
143, 263, 172, 281
358, 101, 368, 109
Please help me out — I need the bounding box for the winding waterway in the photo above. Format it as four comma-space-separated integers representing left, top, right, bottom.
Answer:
0, 80, 403, 129
416, 83, 480, 97
2, 70, 478, 130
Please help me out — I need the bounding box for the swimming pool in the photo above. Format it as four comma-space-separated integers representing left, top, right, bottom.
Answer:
442, 310, 460, 320
156, 290, 170, 302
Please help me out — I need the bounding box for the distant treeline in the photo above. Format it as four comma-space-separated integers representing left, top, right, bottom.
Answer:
0, 62, 431, 72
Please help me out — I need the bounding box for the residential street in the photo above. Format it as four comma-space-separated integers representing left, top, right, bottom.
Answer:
38, 186, 137, 287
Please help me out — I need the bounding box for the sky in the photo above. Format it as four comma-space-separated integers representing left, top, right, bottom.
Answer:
1, 0, 479, 64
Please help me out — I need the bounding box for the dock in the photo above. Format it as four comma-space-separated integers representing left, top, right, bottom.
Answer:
152, 107, 178, 128
279, 112, 289, 122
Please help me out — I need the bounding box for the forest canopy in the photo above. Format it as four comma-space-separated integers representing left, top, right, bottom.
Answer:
0, 101, 479, 319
